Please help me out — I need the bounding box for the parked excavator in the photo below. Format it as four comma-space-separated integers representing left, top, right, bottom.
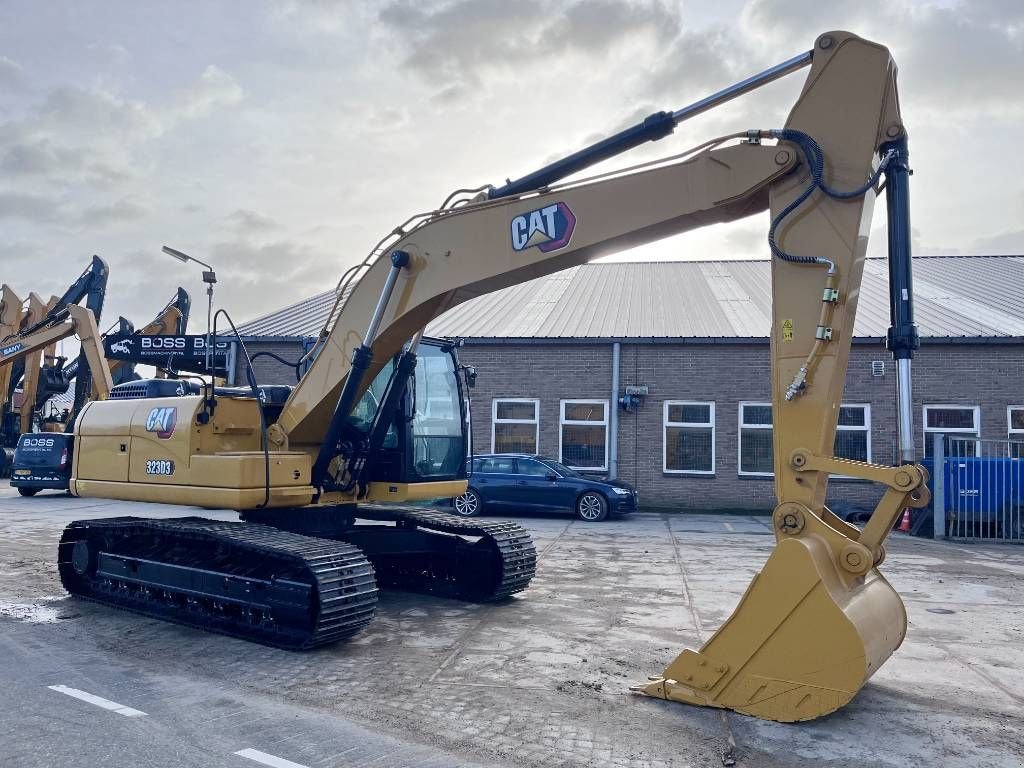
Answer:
0, 256, 109, 448
3, 286, 192, 495
58, 31, 927, 722
0, 288, 59, 474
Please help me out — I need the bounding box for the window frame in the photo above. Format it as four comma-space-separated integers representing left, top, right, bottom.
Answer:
923, 404, 980, 457
662, 400, 716, 476
491, 398, 540, 454
558, 398, 610, 472
832, 403, 872, 477
1008, 406, 1024, 441
738, 401, 774, 477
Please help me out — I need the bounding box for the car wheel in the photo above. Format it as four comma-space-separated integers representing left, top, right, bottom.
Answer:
576, 492, 608, 522
453, 488, 483, 517
17, 487, 39, 497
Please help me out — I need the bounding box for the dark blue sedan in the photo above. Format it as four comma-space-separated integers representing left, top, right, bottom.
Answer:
451, 454, 637, 522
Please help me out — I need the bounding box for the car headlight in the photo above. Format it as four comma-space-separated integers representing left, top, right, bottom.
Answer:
612, 487, 631, 495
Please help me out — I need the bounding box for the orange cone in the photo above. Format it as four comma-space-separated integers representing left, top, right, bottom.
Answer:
898, 508, 912, 533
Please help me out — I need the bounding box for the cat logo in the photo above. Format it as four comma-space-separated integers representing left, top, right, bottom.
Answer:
145, 406, 177, 439
510, 202, 576, 253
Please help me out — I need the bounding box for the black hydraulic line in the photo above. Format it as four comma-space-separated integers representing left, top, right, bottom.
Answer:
249, 351, 304, 382
881, 137, 919, 361
213, 308, 271, 508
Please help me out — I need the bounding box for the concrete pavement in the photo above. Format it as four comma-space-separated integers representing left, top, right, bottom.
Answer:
1, 484, 1021, 767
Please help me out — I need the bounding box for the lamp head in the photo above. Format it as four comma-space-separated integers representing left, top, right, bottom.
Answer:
162, 245, 190, 263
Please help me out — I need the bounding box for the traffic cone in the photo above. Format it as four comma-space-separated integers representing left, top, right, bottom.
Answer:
898, 508, 912, 533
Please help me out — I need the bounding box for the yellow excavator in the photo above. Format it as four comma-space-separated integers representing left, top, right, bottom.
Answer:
1, 267, 190, 492
57, 31, 928, 722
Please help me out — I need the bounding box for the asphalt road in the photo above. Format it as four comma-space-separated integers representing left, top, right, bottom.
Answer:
0, 614, 488, 768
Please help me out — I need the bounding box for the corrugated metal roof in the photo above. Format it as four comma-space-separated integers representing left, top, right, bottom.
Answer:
235, 255, 1024, 341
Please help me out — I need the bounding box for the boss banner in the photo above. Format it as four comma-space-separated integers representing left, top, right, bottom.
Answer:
103, 333, 231, 375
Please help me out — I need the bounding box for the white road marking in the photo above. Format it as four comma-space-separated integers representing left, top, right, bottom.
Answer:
47, 685, 147, 717
234, 748, 310, 768
723, 521, 735, 531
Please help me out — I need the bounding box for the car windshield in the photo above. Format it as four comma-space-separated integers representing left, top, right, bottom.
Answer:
545, 460, 583, 479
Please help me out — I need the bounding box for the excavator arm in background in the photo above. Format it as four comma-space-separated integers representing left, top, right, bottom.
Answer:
21, 256, 110, 417
0, 305, 113, 401
18, 293, 60, 434
67, 31, 928, 721
60, 285, 192, 392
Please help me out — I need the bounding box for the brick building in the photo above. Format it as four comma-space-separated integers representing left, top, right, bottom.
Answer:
236, 255, 1024, 511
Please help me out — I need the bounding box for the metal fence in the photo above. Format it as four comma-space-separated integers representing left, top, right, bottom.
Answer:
931, 433, 1024, 543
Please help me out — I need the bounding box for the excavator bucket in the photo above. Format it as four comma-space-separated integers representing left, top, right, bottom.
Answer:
637, 507, 912, 722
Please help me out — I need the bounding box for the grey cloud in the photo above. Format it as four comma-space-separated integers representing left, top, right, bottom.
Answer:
0, 56, 23, 88
379, 0, 682, 97
77, 198, 149, 228
174, 65, 244, 120
208, 237, 333, 313
226, 209, 279, 233
0, 140, 74, 176
643, 28, 742, 102
0, 191, 62, 223
739, 0, 1024, 113
0, 240, 44, 267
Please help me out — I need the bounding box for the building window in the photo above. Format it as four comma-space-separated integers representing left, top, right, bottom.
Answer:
1008, 407, 1024, 458
491, 399, 539, 454
923, 405, 980, 457
663, 401, 715, 474
834, 404, 871, 464
560, 399, 609, 471
739, 402, 773, 476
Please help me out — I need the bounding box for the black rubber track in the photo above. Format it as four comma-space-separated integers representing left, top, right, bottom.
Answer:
58, 517, 377, 650
354, 504, 537, 601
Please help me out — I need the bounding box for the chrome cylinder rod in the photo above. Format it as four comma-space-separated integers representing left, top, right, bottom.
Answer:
897, 358, 915, 463
671, 51, 812, 122
364, 254, 407, 344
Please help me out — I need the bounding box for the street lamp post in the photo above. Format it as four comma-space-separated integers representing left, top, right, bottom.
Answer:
162, 246, 217, 376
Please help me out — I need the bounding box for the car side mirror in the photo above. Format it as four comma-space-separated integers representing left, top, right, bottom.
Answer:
546, 472, 559, 481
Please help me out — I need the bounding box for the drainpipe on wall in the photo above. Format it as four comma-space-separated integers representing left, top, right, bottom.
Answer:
609, 342, 620, 479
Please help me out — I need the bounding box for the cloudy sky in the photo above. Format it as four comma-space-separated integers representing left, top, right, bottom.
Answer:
1, 0, 1022, 333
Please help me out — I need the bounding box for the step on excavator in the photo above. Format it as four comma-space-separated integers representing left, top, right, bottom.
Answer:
59, 31, 928, 722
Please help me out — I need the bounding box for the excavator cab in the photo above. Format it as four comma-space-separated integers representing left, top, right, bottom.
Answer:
346, 338, 469, 487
